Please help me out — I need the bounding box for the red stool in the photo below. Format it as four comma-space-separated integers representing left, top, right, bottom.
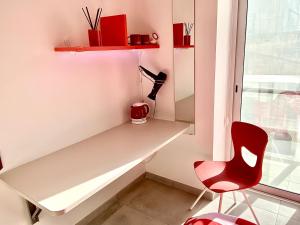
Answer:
184, 213, 256, 225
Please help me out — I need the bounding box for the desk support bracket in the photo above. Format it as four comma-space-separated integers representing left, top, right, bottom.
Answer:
26, 201, 42, 224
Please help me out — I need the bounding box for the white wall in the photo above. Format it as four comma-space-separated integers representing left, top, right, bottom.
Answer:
0, 0, 174, 224
213, 0, 238, 160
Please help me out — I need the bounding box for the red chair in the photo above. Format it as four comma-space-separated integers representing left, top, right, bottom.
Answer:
190, 122, 268, 225
184, 213, 256, 225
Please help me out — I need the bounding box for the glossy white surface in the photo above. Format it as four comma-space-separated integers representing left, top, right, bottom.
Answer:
0, 120, 188, 216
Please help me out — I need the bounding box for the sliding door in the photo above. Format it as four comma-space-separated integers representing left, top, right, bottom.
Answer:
234, 0, 300, 202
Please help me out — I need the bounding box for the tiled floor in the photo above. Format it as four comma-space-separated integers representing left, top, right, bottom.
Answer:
87, 179, 300, 225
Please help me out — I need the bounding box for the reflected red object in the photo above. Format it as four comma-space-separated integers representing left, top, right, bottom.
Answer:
100, 14, 128, 46
173, 23, 184, 46
194, 122, 268, 193
184, 35, 191, 46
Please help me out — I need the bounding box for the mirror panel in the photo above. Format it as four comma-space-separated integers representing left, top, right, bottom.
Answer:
173, 0, 195, 129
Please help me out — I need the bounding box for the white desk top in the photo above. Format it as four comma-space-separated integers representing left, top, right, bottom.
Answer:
0, 119, 188, 216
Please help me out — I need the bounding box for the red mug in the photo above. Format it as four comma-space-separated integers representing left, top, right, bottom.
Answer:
141, 35, 150, 45
129, 34, 142, 45
131, 103, 149, 120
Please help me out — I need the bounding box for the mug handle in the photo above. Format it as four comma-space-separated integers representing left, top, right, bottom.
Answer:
152, 33, 159, 40
144, 104, 150, 114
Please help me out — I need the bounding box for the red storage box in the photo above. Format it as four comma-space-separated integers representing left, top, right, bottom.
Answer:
100, 14, 128, 46
173, 23, 184, 46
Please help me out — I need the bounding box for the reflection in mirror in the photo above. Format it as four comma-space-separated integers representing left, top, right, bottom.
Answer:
173, 0, 195, 130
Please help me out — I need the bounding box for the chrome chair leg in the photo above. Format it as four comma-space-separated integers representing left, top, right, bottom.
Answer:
189, 188, 207, 210
233, 191, 237, 204
242, 191, 260, 225
218, 193, 223, 213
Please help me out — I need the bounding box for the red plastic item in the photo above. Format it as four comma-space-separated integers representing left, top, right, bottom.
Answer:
184, 35, 191, 46
184, 213, 256, 225
100, 14, 128, 46
88, 29, 102, 47
141, 34, 150, 45
194, 122, 268, 193
129, 34, 142, 45
173, 23, 184, 46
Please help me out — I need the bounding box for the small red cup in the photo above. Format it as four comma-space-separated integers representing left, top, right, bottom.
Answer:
184, 35, 191, 46
129, 34, 142, 45
141, 35, 150, 45
88, 29, 102, 47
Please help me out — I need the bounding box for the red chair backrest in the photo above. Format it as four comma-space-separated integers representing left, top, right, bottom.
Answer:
231, 122, 268, 182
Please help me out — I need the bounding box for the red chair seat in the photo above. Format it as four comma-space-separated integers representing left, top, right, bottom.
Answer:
184, 213, 256, 225
194, 161, 259, 193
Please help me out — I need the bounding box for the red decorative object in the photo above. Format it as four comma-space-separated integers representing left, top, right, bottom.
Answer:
184, 35, 191, 46
184, 213, 256, 225
129, 34, 142, 45
173, 23, 184, 46
190, 122, 268, 225
88, 29, 102, 47
100, 14, 128, 46
54, 45, 159, 52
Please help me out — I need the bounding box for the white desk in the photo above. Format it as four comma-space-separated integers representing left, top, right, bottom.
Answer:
0, 119, 188, 216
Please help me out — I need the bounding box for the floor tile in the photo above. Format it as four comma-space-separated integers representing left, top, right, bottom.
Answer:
228, 203, 277, 225
278, 200, 300, 221
275, 215, 300, 225
123, 180, 201, 225
225, 191, 280, 214
86, 179, 299, 225
87, 201, 121, 225
101, 206, 167, 225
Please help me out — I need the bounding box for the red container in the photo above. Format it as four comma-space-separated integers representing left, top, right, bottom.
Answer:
131, 103, 149, 119
100, 14, 128, 46
173, 23, 184, 46
88, 29, 102, 47
141, 35, 150, 45
129, 34, 142, 45
184, 35, 191, 46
